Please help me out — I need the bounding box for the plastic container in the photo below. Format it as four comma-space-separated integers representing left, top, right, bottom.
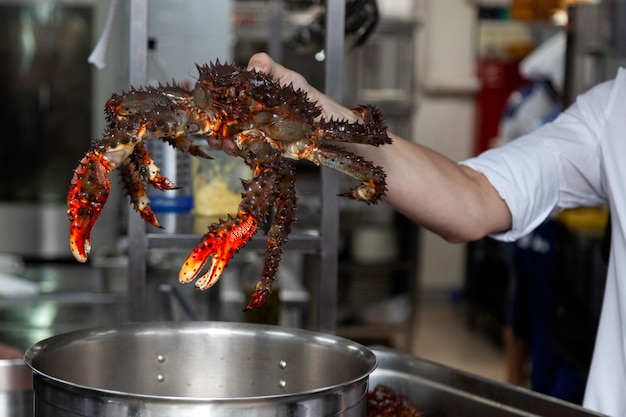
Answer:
192, 148, 252, 233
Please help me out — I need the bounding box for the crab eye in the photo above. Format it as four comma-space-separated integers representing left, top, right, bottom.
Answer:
154, 96, 170, 107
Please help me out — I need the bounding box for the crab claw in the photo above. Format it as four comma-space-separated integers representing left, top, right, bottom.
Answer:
179, 212, 259, 289
67, 150, 113, 262
246, 287, 270, 311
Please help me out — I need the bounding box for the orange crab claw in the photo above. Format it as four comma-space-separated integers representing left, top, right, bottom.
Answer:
246, 288, 270, 311
179, 211, 259, 289
151, 175, 178, 191
67, 151, 113, 262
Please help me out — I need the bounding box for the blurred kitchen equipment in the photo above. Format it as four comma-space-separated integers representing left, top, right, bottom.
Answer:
0, 359, 33, 417
219, 253, 310, 327
0, 263, 128, 352
350, 225, 397, 264
564, 1, 626, 106
0, 3, 118, 259
288, 0, 379, 55
288, 0, 379, 54
25, 321, 376, 417
0, 273, 39, 299
0, 254, 24, 276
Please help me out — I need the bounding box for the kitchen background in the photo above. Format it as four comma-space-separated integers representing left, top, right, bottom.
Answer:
0, 0, 620, 409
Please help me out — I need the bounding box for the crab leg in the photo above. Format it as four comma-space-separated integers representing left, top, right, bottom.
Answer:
67, 150, 113, 262
160, 136, 211, 159
314, 143, 387, 203
314, 104, 391, 147
117, 156, 160, 228
245, 161, 297, 310
131, 142, 178, 192
179, 211, 259, 289
179, 168, 280, 292
68, 86, 217, 263
283, 140, 387, 204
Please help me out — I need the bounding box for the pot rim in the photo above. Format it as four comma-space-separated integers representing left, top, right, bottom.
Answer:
25, 321, 378, 402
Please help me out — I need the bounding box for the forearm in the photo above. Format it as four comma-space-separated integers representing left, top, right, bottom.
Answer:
354, 133, 512, 243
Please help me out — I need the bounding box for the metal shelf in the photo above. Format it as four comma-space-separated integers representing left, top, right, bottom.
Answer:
145, 233, 320, 253
125, 0, 345, 333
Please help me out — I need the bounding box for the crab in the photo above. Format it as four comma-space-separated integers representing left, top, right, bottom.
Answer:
67, 61, 390, 310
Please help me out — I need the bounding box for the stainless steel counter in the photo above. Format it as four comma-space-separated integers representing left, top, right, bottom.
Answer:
370, 348, 607, 417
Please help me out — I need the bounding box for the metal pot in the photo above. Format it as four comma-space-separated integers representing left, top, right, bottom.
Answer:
25, 321, 376, 417
0, 359, 33, 417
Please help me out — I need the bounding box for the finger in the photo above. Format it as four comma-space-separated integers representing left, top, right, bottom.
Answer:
246, 53, 352, 122
248, 53, 312, 95
247, 52, 273, 76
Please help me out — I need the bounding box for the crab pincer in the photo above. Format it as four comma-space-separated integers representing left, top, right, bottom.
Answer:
179, 212, 259, 289
67, 150, 113, 262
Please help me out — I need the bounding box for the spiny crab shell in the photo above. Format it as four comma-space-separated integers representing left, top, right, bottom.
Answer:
67, 61, 391, 310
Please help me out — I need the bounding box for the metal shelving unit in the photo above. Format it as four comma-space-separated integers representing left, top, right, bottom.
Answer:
125, 0, 345, 333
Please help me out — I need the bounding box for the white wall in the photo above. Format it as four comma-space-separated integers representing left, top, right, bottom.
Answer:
148, 0, 234, 86
412, 0, 479, 294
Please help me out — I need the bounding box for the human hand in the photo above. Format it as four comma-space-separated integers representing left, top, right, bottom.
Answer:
247, 52, 359, 123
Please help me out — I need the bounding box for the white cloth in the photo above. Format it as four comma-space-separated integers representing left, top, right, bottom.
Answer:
519, 31, 567, 92
462, 68, 626, 417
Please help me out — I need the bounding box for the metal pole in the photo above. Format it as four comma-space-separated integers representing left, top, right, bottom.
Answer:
318, 0, 345, 333
268, 0, 283, 63
127, 0, 149, 321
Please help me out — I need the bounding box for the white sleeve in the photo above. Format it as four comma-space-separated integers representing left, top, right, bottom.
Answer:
461, 77, 614, 241
461, 135, 560, 241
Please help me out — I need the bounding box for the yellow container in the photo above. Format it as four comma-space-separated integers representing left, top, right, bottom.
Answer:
557, 206, 609, 233
510, 0, 567, 21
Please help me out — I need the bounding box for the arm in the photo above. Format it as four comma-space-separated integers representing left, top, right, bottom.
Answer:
364, 133, 511, 242
244, 53, 512, 243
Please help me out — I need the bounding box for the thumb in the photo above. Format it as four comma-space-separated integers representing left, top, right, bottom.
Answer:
247, 52, 273, 75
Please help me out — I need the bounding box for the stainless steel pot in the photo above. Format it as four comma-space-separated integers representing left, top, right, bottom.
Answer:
25, 321, 377, 417
0, 359, 33, 417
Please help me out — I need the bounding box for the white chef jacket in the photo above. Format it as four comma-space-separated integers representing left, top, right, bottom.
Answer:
462, 68, 626, 416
